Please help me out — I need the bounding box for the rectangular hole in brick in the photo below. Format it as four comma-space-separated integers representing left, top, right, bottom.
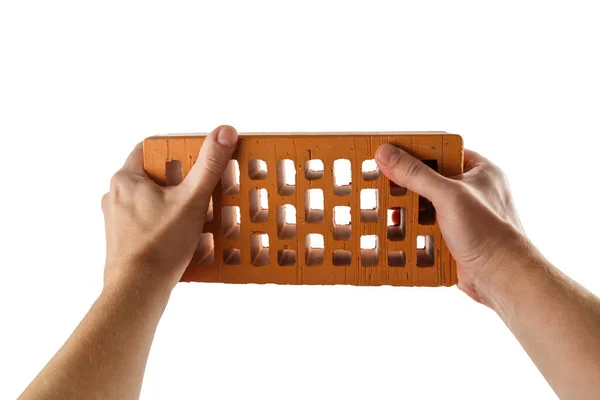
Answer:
305, 234, 324, 266
418, 197, 436, 225
305, 189, 324, 223
423, 159, 439, 170
166, 160, 183, 186
223, 248, 241, 265
277, 159, 296, 196
251, 233, 270, 266
333, 206, 351, 240
360, 189, 379, 222
195, 233, 214, 264
387, 207, 406, 241
278, 249, 296, 266
222, 206, 241, 238
388, 251, 406, 267
333, 159, 352, 196
305, 159, 324, 180
360, 235, 379, 266
390, 181, 408, 196
249, 159, 267, 180
277, 204, 296, 239
222, 159, 240, 194
418, 160, 439, 225
417, 235, 435, 267
333, 250, 352, 266
249, 188, 269, 222
362, 159, 380, 181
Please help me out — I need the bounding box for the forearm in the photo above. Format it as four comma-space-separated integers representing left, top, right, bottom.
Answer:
19, 273, 172, 400
484, 245, 600, 399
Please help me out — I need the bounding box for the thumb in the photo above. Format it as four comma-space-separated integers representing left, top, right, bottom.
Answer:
178, 125, 238, 203
375, 143, 454, 202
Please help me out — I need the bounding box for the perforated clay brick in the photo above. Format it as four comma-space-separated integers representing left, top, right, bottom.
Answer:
143, 132, 463, 286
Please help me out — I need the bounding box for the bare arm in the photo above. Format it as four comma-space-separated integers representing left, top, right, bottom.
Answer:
487, 243, 600, 400
375, 145, 600, 400
19, 125, 238, 400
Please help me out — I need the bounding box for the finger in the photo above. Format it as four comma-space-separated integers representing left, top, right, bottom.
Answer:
179, 125, 238, 201
101, 193, 109, 211
375, 143, 454, 202
463, 149, 489, 173
120, 142, 146, 176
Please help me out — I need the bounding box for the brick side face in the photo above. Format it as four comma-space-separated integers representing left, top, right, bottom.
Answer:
143, 132, 463, 286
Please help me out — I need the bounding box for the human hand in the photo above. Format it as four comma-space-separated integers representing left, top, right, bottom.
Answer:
376, 145, 532, 305
101, 125, 238, 294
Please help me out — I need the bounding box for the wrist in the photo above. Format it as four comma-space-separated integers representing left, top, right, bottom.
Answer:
473, 233, 548, 314
102, 259, 176, 310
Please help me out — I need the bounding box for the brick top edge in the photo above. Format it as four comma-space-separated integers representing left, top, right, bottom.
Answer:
146, 131, 461, 139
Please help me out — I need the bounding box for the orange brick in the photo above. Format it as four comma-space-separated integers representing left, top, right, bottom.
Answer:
143, 132, 463, 286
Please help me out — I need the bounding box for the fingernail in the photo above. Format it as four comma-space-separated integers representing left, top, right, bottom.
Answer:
376, 144, 400, 166
216, 126, 238, 147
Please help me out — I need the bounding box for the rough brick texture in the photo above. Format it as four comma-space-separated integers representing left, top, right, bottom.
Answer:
143, 132, 463, 286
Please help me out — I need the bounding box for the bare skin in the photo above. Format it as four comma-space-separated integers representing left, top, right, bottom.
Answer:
376, 144, 600, 400
19, 128, 600, 400
19, 125, 238, 400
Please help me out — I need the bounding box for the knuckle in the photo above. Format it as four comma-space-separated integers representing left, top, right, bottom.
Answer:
480, 162, 509, 187
403, 159, 424, 180
496, 166, 510, 185
481, 160, 501, 175
202, 155, 228, 177
109, 171, 127, 190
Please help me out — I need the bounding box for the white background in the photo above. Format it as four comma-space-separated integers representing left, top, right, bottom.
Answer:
1, 1, 599, 399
